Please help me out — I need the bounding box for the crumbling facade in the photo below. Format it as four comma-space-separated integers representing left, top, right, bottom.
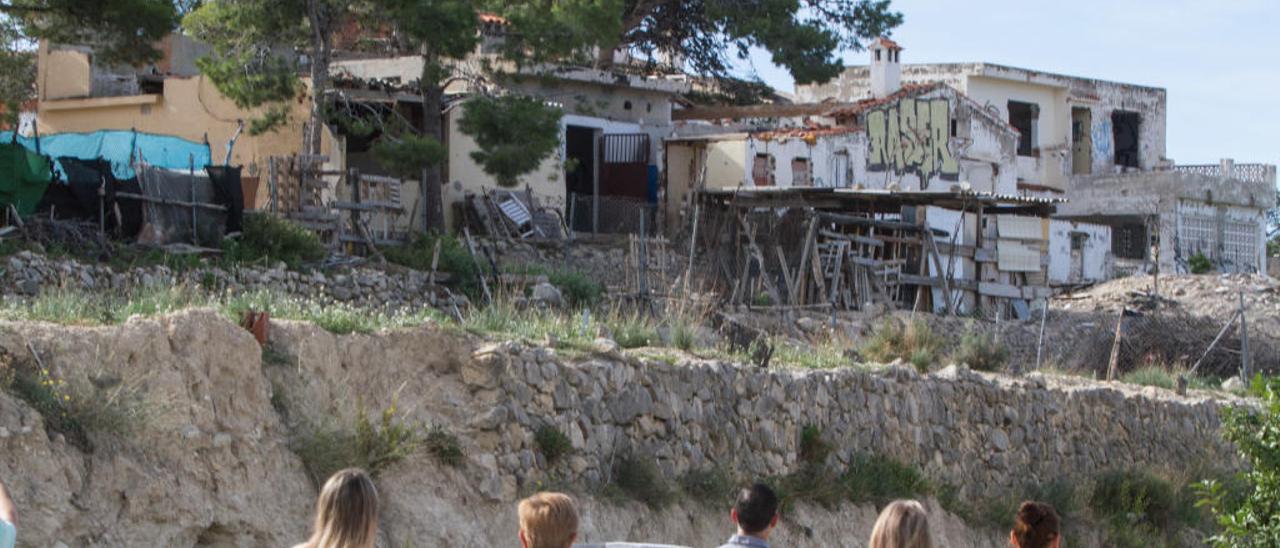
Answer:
797, 38, 1275, 276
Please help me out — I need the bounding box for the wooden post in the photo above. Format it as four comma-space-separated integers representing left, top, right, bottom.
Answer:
685, 201, 700, 282
1106, 307, 1126, 381
463, 227, 492, 304
1239, 291, 1251, 381
268, 157, 277, 214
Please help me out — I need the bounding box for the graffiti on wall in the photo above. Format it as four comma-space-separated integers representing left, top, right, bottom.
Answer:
866, 98, 959, 183
1091, 117, 1112, 164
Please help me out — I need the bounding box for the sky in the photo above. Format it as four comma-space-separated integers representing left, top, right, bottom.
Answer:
731, 0, 1280, 170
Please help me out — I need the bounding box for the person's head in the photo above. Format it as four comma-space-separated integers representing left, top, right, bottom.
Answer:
869, 499, 932, 548
309, 468, 379, 548
518, 492, 579, 548
731, 483, 780, 538
1011, 501, 1060, 548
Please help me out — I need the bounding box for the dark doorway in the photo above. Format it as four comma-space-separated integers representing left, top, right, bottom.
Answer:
1071, 107, 1092, 175
1111, 111, 1141, 168
565, 125, 596, 231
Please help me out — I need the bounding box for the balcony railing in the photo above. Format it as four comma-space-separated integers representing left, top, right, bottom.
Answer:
1173, 162, 1276, 185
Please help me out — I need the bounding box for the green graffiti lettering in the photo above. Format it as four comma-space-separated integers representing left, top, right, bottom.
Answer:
886, 106, 903, 171
900, 99, 921, 169
867, 110, 886, 168
930, 99, 958, 178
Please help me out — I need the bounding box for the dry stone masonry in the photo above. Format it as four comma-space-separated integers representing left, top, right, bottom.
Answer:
0, 311, 1244, 546
459, 342, 1239, 501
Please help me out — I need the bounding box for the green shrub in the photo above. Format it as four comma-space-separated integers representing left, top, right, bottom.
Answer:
609, 454, 673, 509
951, 330, 1009, 372
385, 232, 483, 297
1189, 252, 1213, 274
535, 425, 573, 465
0, 353, 156, 451
770, 463, 846, 509
291, 400, 422, 485
424, 425, 464, 467
224, 213, 326, 269
1198, 377, 1280, 546
503, 264, 604, 307
680, 466, 736, 504
1121, 366, 1178, 390
843, 453, 931, 506
799, 424, 830, 465
608, 312, 659, 349
1089, 468, 1200, 546
860, 319, 944, 372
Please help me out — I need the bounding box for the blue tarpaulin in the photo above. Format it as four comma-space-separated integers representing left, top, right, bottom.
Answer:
0, 130, 211, 180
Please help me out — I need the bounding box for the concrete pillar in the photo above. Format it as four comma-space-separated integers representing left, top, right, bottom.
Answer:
1220, 158, 1234, 181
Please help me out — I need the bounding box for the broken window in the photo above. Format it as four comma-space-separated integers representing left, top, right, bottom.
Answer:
792, 158, 812, 186
1070, 232, 1089, 251
1112, 223, 1146, 259
1007, 101, 1039, 156
1112, 111, 1141, 168
752, 154, 775, 186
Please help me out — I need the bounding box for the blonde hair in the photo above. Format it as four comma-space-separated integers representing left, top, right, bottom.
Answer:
307, 468, 379, 548
518, 492, 579, 548
869, 499, 932, 548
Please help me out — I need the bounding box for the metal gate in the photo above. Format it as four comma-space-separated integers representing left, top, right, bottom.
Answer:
598, 133, 650, 200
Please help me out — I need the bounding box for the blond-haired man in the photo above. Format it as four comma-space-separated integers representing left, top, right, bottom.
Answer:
518, 492, 578, 548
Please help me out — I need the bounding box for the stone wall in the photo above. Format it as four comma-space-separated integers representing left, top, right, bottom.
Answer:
451, 341, 1238, 502
0, 311, 1243, 547
1, 250, 462, 310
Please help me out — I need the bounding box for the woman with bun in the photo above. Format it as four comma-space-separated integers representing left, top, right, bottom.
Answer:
1010, 501, 1060, 548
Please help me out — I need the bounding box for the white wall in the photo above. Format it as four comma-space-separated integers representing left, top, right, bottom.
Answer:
744, 133, 860, 188
1048, 220, 1112, 284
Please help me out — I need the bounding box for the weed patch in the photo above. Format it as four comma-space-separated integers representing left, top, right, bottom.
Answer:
223, 213, 326, 269
680, 465, 736, 505
607, 454, 673, 509
860, 319, 944, 372
385, 232, 483, 298
0, 352, 158, 451
843, 453, 931, 507
950, 330, 1008, 372
424, 425, 464, 467
291, 399, 423, 485
535, 425, 572, 465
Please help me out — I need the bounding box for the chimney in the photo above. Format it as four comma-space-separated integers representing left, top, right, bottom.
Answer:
869, 37, 902, 99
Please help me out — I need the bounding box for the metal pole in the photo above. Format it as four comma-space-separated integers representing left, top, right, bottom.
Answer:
592, 134, 600, 234
189, 154, 197, 245
1034, 296, 1050, 372
1240, 291, 1251, 381
638, 209, 648, 299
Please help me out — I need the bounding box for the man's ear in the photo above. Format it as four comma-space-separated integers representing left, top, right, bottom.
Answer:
731, 508, 739, 526
520, 529, 529, 548
1051, 536, 1060, 548
770, 512, 780, 529
569, 532, 577, 548
1009, 530, 1018, 547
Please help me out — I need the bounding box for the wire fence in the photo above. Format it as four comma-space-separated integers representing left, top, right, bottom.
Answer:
566, 192, 659, 235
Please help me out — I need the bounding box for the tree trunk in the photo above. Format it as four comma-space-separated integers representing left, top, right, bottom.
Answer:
421, 54, 445, 233
305, 0, 331, 156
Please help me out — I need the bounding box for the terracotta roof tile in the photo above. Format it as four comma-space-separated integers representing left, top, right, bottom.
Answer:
871, 36, 902, 50
823, 82, 945, 117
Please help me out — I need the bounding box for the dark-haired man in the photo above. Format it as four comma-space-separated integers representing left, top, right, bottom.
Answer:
718, 483, 780, 548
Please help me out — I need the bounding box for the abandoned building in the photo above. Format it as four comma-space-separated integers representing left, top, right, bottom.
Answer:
793, 37, 1275, 276
667, 39, 1113, 289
